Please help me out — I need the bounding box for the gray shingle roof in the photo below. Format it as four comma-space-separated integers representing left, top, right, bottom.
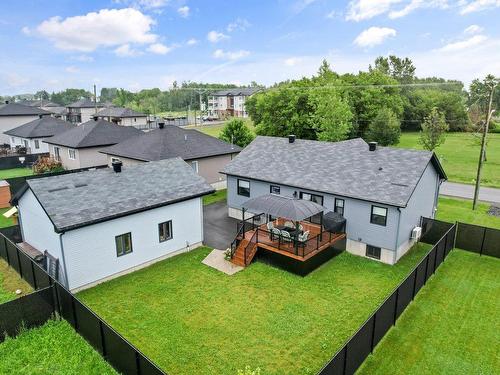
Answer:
4, 117, 74, 138
96, 107, 146, 118
210, 88, 261, 96
101, 125, 241, 161
45, 119, 143, 148
222, 136, 446, 207
0, 103, 52, 116
25, 158, 214, 232
67, 98, 106, 108
17, 100, 60, 107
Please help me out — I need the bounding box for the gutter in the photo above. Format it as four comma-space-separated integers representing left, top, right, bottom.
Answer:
393, 207, 402, 264
58, 233, 70, 289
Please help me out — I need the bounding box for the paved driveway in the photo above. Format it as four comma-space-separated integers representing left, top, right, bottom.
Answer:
203, 201, 239, 250
441, 181, 500, 204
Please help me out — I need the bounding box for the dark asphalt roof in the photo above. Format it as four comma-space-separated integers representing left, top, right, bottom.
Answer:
101, 125, 241, 161
242, 194, 326, 221
223, 136, 446, 208
17, 100, 60, 107
67, 98, 106, 108
24, 157, 214, 232
45, 119, 143, 148
4, 117, 75, 139
210, 88, 261, 96
97, 107, 146, 118
0, 103, 52, 116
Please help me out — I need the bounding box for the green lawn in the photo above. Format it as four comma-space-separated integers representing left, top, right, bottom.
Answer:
0, 258, 32, 304
397, 132, 500, 188
437, 197, 500, 229
193, 119, 255, 138
358, 250, 500, 375
0, 319, 117, 374
0, 207, 16, 228
79, 243, 430, 375
0, 167, 34, 180
203, 189, 227, 205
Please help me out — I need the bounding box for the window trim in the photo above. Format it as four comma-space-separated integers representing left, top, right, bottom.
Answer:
191, 160, 199, 173
115, 232, 133, 257
158, 220, 173, 243
370, 205, 388, 226
334, 198, 345, 216
270, 185, 280, 195
68, 148, 76, 160
34, 139, 40, 149
53, 146, 61, 160
366, 245, 381, 260
237, 179, 250, 197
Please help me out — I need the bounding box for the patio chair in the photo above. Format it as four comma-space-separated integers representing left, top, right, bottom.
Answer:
267, 222, 274, 231
298, 231, 310, 247
281, 230, 292, 242
271, 227, 281, 241
284, 221, 294, 229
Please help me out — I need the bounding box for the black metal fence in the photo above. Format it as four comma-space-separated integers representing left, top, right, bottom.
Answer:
318, 219, 456, 375
0, 232, 166, 375
455, 222, 500, 258
0, 153, 46, 169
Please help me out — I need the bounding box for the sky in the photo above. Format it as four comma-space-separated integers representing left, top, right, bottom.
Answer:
0, 0, 499, 95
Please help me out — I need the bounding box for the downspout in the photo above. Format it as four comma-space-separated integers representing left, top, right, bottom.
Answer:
58, 232, 70, 289
393, 207, 402, 265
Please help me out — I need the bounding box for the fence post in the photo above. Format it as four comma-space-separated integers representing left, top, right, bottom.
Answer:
135, 351, 141, 375
412, 268, 417, 299
16, 248, 23, 279
30, 261, 37, 290
4, 237, 10, 265
393, 288, 399, 325
370, 314, 377, 353
99, 321, 107, 358
479, 227, 487, 256
71, 296, 79, 331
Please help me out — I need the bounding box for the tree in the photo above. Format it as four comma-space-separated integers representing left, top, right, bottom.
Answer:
219, 119, 255, 147
419, 107, 449, 151
34, 90, 50, 100
366, 108, 401, 146
100, 87, 118, 103
371, 55, 416, 84
50, 88, 91, 105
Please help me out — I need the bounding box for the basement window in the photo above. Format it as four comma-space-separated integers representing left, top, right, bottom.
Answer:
366, 245, 381, 260
115, 232, 133, 257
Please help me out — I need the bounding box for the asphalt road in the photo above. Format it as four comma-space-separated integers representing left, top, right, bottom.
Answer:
440, 181, 500, 204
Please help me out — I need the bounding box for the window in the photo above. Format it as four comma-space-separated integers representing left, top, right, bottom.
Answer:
334, 198, 345, 216
34, 140, 40, 149
366, 245, 381, 260
53, 146, 61, 161
68, 148, 76, 160
371, 205, 388, 226
299, 192, 324, 224
134, 118, 137, 122
158, 221, 173, 242
191, 161, 199, 173
270, 185, 280, 194
237, 179, 250, 197
10, 137, 15, 144
23, 140, 28, 148
115, 233, 133, 257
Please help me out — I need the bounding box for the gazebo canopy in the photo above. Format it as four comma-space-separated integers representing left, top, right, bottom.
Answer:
242, 194, 326, 222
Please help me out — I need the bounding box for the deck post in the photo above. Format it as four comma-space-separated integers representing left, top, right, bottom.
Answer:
319, 212, 323, 241
242, 208, 246, 232
295, 221, 299, 255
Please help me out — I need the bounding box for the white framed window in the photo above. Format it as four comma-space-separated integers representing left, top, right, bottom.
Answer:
334, 198, 345, 216
23, 140, 28, 148
191, 161, 199, 173
371, 206, 388, 226
115, 232, 133, 257
68, 148, 76, 160
34, 140, 40, 149
53, 146, 61, 160
237, 179, 250, 197
10, 137, 15, 144
158, 220, 173, 242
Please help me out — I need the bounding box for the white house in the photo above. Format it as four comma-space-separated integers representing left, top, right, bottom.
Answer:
14, 158, 214, 291
4, 116, 74, 154
66, 98, 108, 124
96, 107, 148, 129
0, 101, 52, 144
207, 88, 261, 118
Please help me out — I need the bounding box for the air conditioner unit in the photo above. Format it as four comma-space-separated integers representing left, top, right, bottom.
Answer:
411, 226, 422, 240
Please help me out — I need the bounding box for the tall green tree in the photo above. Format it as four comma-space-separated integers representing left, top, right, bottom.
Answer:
50, 89, 91, 105
419, 107, 449, 151
370, 55, 416, 84
365, 108, 401, 146
218, 118, 255, 147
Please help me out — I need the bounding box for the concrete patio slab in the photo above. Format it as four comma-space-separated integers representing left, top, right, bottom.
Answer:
202, 248, 243, 275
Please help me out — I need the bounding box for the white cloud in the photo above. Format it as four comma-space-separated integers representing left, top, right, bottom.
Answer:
137, 0, 169, 9
346, 0, 448, 21
460, 0, 500, 14
354, 27, 396, 47
73, 55, 94, 62
34, 8, 157, 52
147, 42, 172, 55
177, 6, 190, 18
227, 18, 251, 32
207, 30, 229, 43
21, 26, 31, 35
284, 57, 303, 66
114, 44, 142, 57
65, 66, 80, 73
213, 49, 250, 60
326, 10, 339, 19
439, 34, 488, 51
389, 0, 448, 19
464, 24, 484, 34
186, 38, 198, 46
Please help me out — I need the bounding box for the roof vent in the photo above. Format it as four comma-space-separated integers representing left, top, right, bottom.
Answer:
288, 135, 296, 144
158, 122, 165, 129
184, 134, 188, 141
4, 100, 9, 105
112, 160, 122, 173
38, 114, 43, 119
369, 142, 377, 151
93, 116, 98, 121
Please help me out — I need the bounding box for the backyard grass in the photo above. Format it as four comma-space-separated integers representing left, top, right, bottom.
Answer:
0, 319, 117, 374
0, 258, 32, 304
358, 250, 500, 375
0, 207, 15, 228
203, 189, 227, 205
397, 132, 500, 187
0, 167, 34, 180
79, 243, 431, 375
437, 197, 500, 229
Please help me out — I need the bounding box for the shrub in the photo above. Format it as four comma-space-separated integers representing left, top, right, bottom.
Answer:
219, 119, 255, 148
365, 108, 401, 146
33, 157, 64, 175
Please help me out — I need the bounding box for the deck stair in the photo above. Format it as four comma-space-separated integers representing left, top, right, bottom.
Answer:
231, 238, 258, 267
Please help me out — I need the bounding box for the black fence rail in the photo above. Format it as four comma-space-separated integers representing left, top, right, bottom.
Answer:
318, 219, 456, 375
0, 232, 166, 375
0, 153, 46, 169
456, 222, 500, 258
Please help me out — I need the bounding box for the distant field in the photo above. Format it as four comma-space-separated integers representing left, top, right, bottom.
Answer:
397, 132, 500, 188
194, 119, 255, 138
0, 168, 33, 180
437, 197, 500, 229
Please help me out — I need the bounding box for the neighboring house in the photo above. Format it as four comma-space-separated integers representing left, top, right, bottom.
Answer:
14, 158, 214, 291
66, 98, 108, 124
207, 88, 261, 118
222, 136, 446, 264
4, 116, 74, 154
100, 124, 241, 189
96, 107, 148, 128
45, 118, 142, 169
17, 99, 65, 115
0, 101, 52, 144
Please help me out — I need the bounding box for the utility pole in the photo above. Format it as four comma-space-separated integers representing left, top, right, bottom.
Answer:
93, 84, 98, 115
472, 80, 497, 210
